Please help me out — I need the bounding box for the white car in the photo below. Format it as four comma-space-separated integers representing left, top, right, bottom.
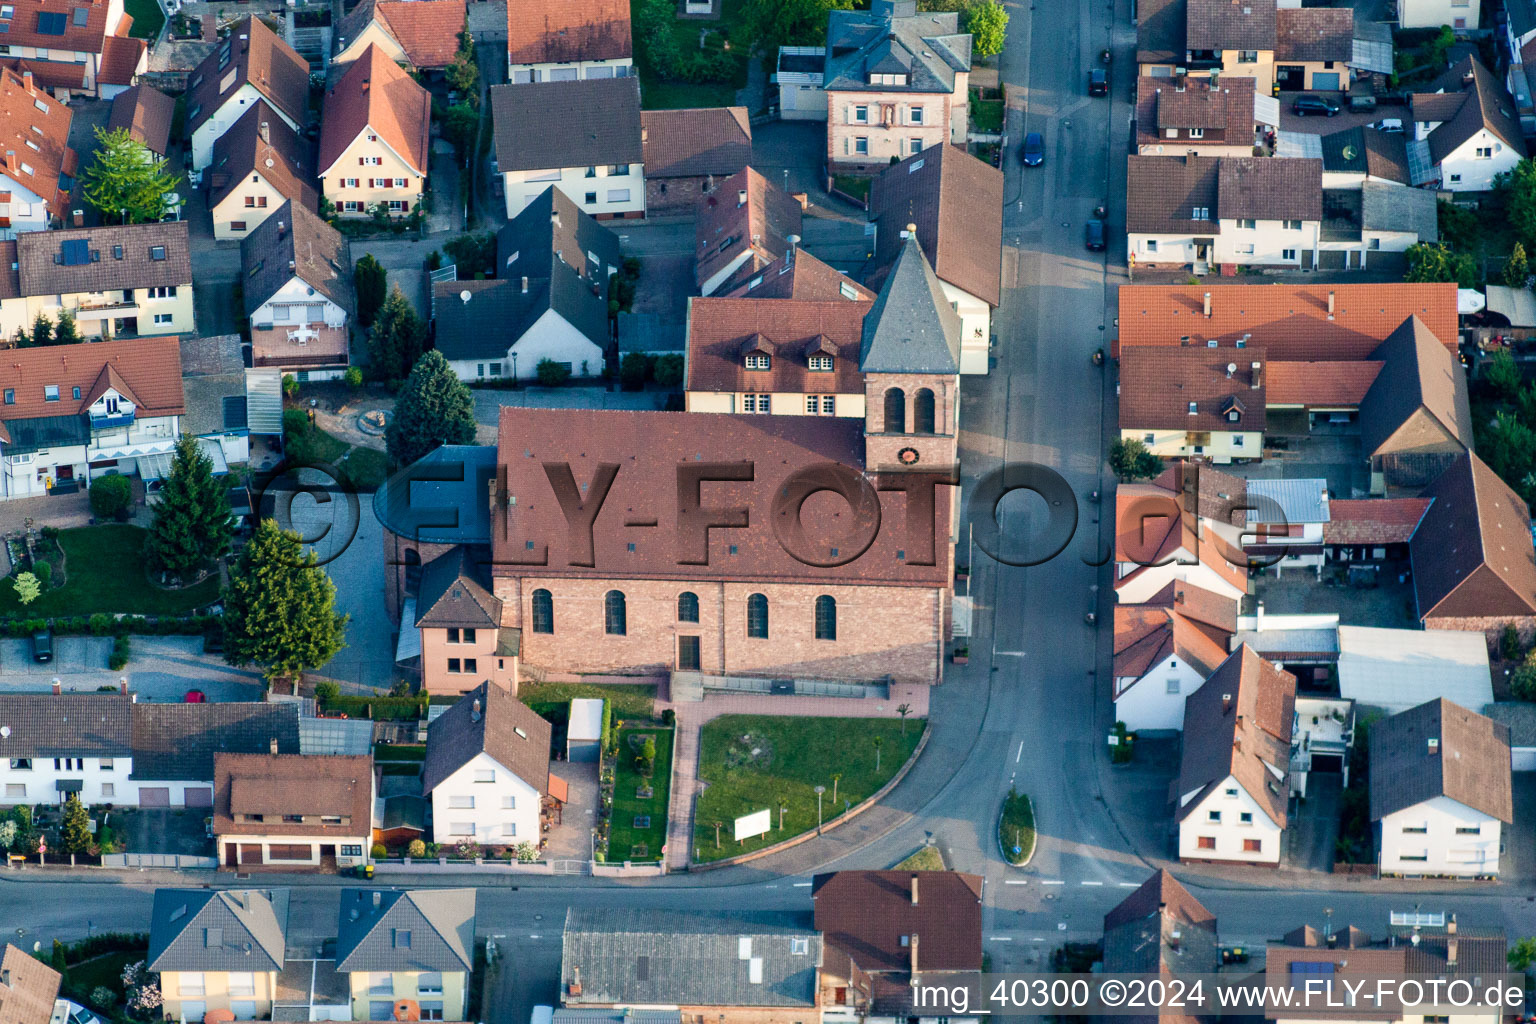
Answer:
51, 999, 101, 1024
1371, 117, 1404, 133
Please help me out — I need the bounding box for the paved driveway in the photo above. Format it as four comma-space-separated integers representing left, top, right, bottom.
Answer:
0, 636, 263, 701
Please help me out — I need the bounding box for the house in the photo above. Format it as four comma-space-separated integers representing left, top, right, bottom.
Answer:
0, 67, 75, 234
1400, 0, 1478, 29
94, 34, 147, 99
694, 167, 803, 296
639, 107, 751, 215
186, 17, 310, 172
868, 144, 1001, 375
149, 888, 288, 1021
1136, 0, 1280, 92
1102, 870, 1218, 1018
405, 545, 518, 695
1114, 467, 1249, 603
106, 83, 173, 156
318, 44, 429, 220
1370, 698, 1512, 877
1336, 625, 1494, 713
1133, 76, 1262, 157
209, 102, 316, 241
1409, 453, 1536, 643
0, 337, 182, 500
1113, 581, 1236, 732
1118, 345, 1267, 462
560, 909, 821, 1024
432, 186, 618, 384
1126, 155, 1322, 272
12, 221, 193, 338
421, 683, 552, 847
241, 201, 354, 380
490, 77, 644, 220
336, 888, 476, 1022
1273, 6, 1353, 92
211, 751, 374, 871
1409, 57, 1525, 192
333, 0, 466, 73
1175, 646, 1296, 865
506, 0, 632, 84
812, 870, 981, 1024
1358, 315, 1472, 488
179, 334, 250, 471
718, 247, 874, 302
0, 943, 61, 1024
1323, 497, 1431, 562
1241, 477, 1330, 576
683, 293, 870, 417
0, 0, 140, 99
1230, 606, 1340, 687
1319, 126, 1411, 188
1315, 180, 1439, 268
129, 701, 302, 808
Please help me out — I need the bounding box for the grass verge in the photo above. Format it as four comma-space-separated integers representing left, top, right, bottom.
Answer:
0, 525, 220, 617
892, 845, 946, 871
606, 725, 673, 862
998, 788, 1035, 865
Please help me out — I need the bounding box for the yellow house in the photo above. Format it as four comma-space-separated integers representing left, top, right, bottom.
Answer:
209, 101, 318, 241
149, 888, 289, 1022
1118, 346, 1267, 464
318, 44, 430, 218
1136, 2, 1354, 95
336, 888, 477, 1022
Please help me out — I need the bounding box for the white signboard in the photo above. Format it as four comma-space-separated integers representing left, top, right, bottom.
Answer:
734, 808, 772, 842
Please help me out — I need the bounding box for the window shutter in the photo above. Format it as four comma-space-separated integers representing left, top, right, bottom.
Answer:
845, 104, 853, 123
844, 136, 851, 155
358, 157, 364, 165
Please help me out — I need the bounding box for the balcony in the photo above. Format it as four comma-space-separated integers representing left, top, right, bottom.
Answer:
73, 300, 140, 319
88, 410, 134, 429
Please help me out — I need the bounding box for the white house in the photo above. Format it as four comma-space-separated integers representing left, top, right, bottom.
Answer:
1399, 0, 1478, 29
421, 684, 552, 848
1370, 698, 1512, 878
1176, 646, 1296, 865
186, 17, 309, 172
1410, 57, 1526, 192
0, 66, 77, 235
1242, 478, 1330, 577
1115, 476, 1251, 604
241, 202, 354, 380
1113, 581, 1237, 733
505, 0, 633, 84
211, 752, 374, 871
489, 78, 644, 220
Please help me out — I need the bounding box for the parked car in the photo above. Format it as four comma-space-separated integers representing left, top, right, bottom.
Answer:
1292, 94, 1341, 117
31, 630, 52, 663
183, 689, 207, 703
1088, 68, 1107, 96
1022, 132, 1045, 166
1371, 117, 1404, 133
1085, 219, 1106, 250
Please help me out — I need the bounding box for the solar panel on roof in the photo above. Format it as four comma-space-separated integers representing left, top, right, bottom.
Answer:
60, 239, 88, 266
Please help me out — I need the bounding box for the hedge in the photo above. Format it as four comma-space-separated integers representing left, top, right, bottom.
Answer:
321, 694, 429, 721
0, 613, 219, 638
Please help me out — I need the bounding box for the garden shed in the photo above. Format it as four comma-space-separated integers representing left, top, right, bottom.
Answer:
567, 699, 605, 762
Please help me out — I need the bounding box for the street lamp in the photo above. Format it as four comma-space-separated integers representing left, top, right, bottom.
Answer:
814, 786, 826, 835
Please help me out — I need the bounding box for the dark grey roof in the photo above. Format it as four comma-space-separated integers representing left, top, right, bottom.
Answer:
415, 545, 500, 628
372, 445, 497, 544
1216, 157, 1322, 221
496, 185, 622, 294
859, 234, 960, 374
422, 683, 551, 795
240, 200, 354, 315
1484, 701, 1536, 747
1359, 315, 1472, 458
490, 78, 642, 172
561, 909, 820, 1009
335, 888, 475, 973
179, 334, 245, 376
16, 222, 192, 297
1370, 698, 1513, 822
2, 414, 89, 455
1360, 180, 1438, 240
380, 794, 428, 831
182, 372, 249, 437
1321, 126, 1410, 183
148, 888, 290, 973
824, 1, 971, 95
130, 702, 301, 781
0, 694, 134, 758
553, 1012, 682, 1024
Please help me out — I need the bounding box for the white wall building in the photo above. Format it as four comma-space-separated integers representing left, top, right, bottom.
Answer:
1113, 583, 1237, 733
184, 18, 310, 172
421, 684, 551, 848
1399, 0, 1478, 29
1410, 57, 1526, 192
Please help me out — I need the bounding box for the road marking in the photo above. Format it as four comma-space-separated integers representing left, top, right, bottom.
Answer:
989, 937, 1014, 942
1081, 880, 1103, 887
792, 882, 811, 887
529, 934, 541, 939
997, 651, 1028, 657
1118, 882, 1139, 888
1032, 937, 1045, 943
1004, 879, 1028, 885
766, 884, 777, 888
1015, 741, 1024, 763
1041, 879, 1065, 886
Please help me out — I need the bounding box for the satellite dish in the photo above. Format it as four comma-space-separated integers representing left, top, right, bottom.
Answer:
264, 158, 274, 168
0, 726, 9, 739
1227, 363, 1237, 373
32, 941, 40, 952
459, 289, 472, 304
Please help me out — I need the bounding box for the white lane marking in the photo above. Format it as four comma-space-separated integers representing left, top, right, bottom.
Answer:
1015, 741, 1024, 763
1081, 880, 1103, 887
1004, 879, 1028, 885
1118, 882, 1139, 888
997, 651, 1028, 656
1041, 879, 1065, 885
529, 934, 541, 939
791, 882, 811, 887
989, 936, 1014, 942
1031, 937, 1045, 943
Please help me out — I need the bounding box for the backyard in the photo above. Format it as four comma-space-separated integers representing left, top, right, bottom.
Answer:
0, 525, 221, 617
633, 0, 749, 110
524, 681, 657, 721
122, 0, 164, 38
281, 416, 391, 491
691, 714, 925, 862
604, 725, 674, 862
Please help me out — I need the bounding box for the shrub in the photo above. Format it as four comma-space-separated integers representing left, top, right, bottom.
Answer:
620, 352, 652, 390
453, 837, 481, 860
406, 838, 427, 858
89, 474, 132, 519
343, 366, 364, 390
1502, 624, 1524, 662
370, 842, 386, 859
282, 374, 299, 397
662, 708, 676, 727
313, 681, 340, 704
88, 614, 116, 636
32, 561, 51, 588
108, 635, 130, 671
514, 840, 539, 862
653, 354, 684, 388
11, 572, 39, 605
536, 358, 572, 387
90, 988, 114, 1010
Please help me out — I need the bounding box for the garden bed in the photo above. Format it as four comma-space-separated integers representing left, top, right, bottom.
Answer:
603, 726, 673, 863
970, 87, 1004, 132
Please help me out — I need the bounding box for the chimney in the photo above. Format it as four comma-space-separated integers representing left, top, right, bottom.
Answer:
909, 933, 919, 975
1327, 290, 1336, 318
259, 120, 270, 143
1447, 938, 1459, 967
1169, 929, 1182, 951
551, 209, 560, 228
472, 698, 482, 722
737, 189, 748, 207
119, 677, 128, 695
277, 220, 286, 238
1250, 360, 1262, 390
910, 874, 919, 905
1326, 931, 1338, 949
641, 127, 648, 143
569, 967, 583, 998
1256, 600, 1264, 630
521, 276, 529, 294
1221, 693, 1233, 713
1203, 291, 1212, 317
1448, 915, 1457, 936
269, 737, 278, 755
21, 70, 32, 92
51, 678, 60, 695
362, 78, 371, 92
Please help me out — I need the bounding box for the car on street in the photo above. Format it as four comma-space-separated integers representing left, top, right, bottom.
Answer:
1292, 94, 1341, 117
1088, 68, 1107, 96
1085, 219, 1106, 250
31, 630, 51, 663
183, 689, 207, 703
1022, 132, 1045, 166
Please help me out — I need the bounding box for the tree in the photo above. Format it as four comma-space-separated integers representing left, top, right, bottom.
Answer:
221, 518, 349, 683
446, 29, 479, 98
873, 735, 884, 771
653, 354, 684, 388
620, 352, 651, 389
1109, 437, 1163, 481
147, 435, 234, 579
536, 358, 571, 387
60, 794, 91, 854
354, 254, 387, 328
1488, 348, 1525, 403
443, 232, 496, 277
964, 0, 1008, 58
367, 285, 428, 384
88, 474, 131, 520
0, 819, 15, 852
897, 702, 912, 734
81, 126, 181, 224
385, 350, 476, 467
53, 309, 81, 346
1510, 937, 1536, 972
1477, 410, 1536, 506
344, 366, 364, 390
439, 104, 479, 163
1405, 242, 1478, 287
28, 312, 51, 348
1503, 624, 1525, 662
1506, 241, 1531, 288
12, 572, 40, 605
741, 0, 853, 58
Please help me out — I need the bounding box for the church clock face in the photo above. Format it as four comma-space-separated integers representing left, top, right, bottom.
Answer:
897, 447, 920, 465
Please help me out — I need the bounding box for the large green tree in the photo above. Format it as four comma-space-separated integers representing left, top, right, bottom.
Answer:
386, 350, 476, 467
741, 0, 853, 58
81, 126, 181, 224
1109, 437, 1164, 481
59, 794, 91, 854
1404, 242, 1478, 287
446, 29, 479, 98
354, 254, 387, 328
1503, 157, 1536, 251
222, 518, 348, 683
54, 309, 81, 345
964, 0, 1008, 58
366, 285, 428, 384
147, 435, 234, 579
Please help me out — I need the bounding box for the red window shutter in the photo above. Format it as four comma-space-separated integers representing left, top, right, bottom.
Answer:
358, 157, 364, 165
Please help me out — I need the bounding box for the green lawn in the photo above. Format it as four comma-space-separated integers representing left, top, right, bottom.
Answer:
123, 0, 164, 38
523, 682, 657, 722
373, 742, 426, 762
340, 445, 390, 490
607, 726, 673, 862
831, 175, 871, 202
0, 525, 220, 617
67, 950, 144, 1013
693, 715, 925, 862
284, 419, 390, 491
638, 75, 740, 110
998, 789, 1035, 865
635, 0, 748, 110
892, 844, 946, 871
970, 89, 1004, 132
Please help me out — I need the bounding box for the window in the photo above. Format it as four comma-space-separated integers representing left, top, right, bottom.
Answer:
606, 189, 630, 203
791, 937, 810, 955
608, 164, 630, 175
340, 844, 362, 856
2, 389, 10, 403
418, 974, 444, 995
474, 769, 495, 783
909, 106, 924, 124
101, 783, 114, 797
1237, 244, 1255, 255
153, 313, 173, 325
501, 822, 518, 837
181, 974, 206, 997
1189, 128, 1204, 139
1232, 436, 1245, 448
605, 590, 627, 635
852, 105, 868, 123
1192, 207, 1208, 219
419, 1003, 445, 1022
1282, 248, 1297, 261
1197, 836, 1216, 850
1237, 218, 1256, 229
502, 795, 517, 809
742, 393, 769, 413
342, 178, 359, 188
1283, 219, 1302, 230
678, 591, 699, 622
815, 595, 836, 640
43, 385, 58, 401
1455, 826, 1482, 835
744, 353, 770, 370
394, 178, 408, 188
228, 974, 255, 997
1239, 811, 1253, 824
148, 285, 177, 298
584, 191, 597, 204
1207, 810, 1221, 823
3, 784, 23, 798
1476, 146, 1493, 159
809, 354, 833, 371
360, 156, 381, 166
448, 795, 474, 809
531, 589, 553, 633
1146, 239, 1158, 252
1238, 49, 1258, 62
449, 823, 474, 836
149, 245, 166, 261
1165, 678, 1180, 694
910, 138, 923, 154
447, 658, 461, 673
914, 388, 936, 434
369, 1003, 395, 1021
747, 593, 769, 638
1400, 853, 1429, 861
1401, 825, 1428, 834
1450, 173, 1462, 183
884, 387, 906, 432
1242, 838, 1262, 853
463, 658, 477, 673
8, 759, 29, 770
585, 165, 598, 178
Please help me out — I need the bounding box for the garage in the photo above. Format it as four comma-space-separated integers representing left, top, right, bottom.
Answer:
566, 698, 604, 762
1311, 72, 1341, 92
138, 787, 170, 807
184, 787, 213, 808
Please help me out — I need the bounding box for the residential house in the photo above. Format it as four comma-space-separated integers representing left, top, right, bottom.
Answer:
718, 246, 875, 302
812, 870, 982, 1024
333, 0, 466, 73
0, 943, 61, 1024
1274, 6, 1353, 92
1118, 344, 1267, 461
336, 888, 476, 1022
211, 751, 374, 871
209, 101, 316, 241
1409, 57, 1525, 192
1114, 465, 1249, 603
1175, 646, 1296, 865
1242, 477, 1330, 577
560, 909, 821, 1024
1126, 155, 1322, 271
241, 201, 354, 380
1358, 315, 1473, 488
178, 333, 250, 471
106, 82, 172, 156
1337, 625, 1494, 714
431, 185, 618, 383
1370, 698, 1512, 877
1323, 497, 1431, 562
1134, 76, 1262, 157
186, 17, 310, 172
0, 0, 140, 99
1401, 0, 1478, 29
868, 144, 1001, 375
421, 683, 552, 847
406, 545, 518, 695
695, 167, 803, 296
128, 701, 302, 808
1315, 180, 1439, 270
149, 888, 288, 1021
93, 34, 146, 99
639, 106, 751, 215
318, 44, 430, 219
1409, 453, 1536, 644
0, 67, 74, 235
506, 0, 632, 84
1101, 870, 1218, 1016
1113, 581, 1236, 732
490, 77, 644, 220
683, 293, 870, 417
1319, 126, 1411, 188
13, 221, 193, 337
1136, 0, 1280, 92
0, 336, 182, 500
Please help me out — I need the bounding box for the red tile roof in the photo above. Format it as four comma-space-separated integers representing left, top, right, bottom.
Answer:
1115, 482, 1250, 596
640, 106, 751, 179
187, 17, 310, 137
721, 248, 875, 301
685, 296, 868, 396
1177, 646, 1296, 827
0, 943, 61, 1024
0, 0, 112, 55
1324, 498, 1432, 546
695, 167, 804, 292
1113, 580, 1236, 689
1411, 453, 1536, 620
319, 43, 430, 176
812, 871, 983, 975
0, 66, 75, 215
507, 0, 631, 65
375, 0, 465, 68
1266, 360, 1383, 407
0, 57, 85, 90
0, 336, 185, 424
1118, 345, 1267, 431
98, 33, 146, 86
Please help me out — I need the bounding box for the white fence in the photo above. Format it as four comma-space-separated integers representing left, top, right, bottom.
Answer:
103, 853, 217, 869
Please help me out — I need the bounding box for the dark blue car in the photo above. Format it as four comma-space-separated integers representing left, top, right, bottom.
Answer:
1022, 132, 1044, 166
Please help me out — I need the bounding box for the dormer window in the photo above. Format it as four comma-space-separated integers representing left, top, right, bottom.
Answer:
44, 385, 58, 401
745, 353, 770, 370
808, 355, 833, 371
